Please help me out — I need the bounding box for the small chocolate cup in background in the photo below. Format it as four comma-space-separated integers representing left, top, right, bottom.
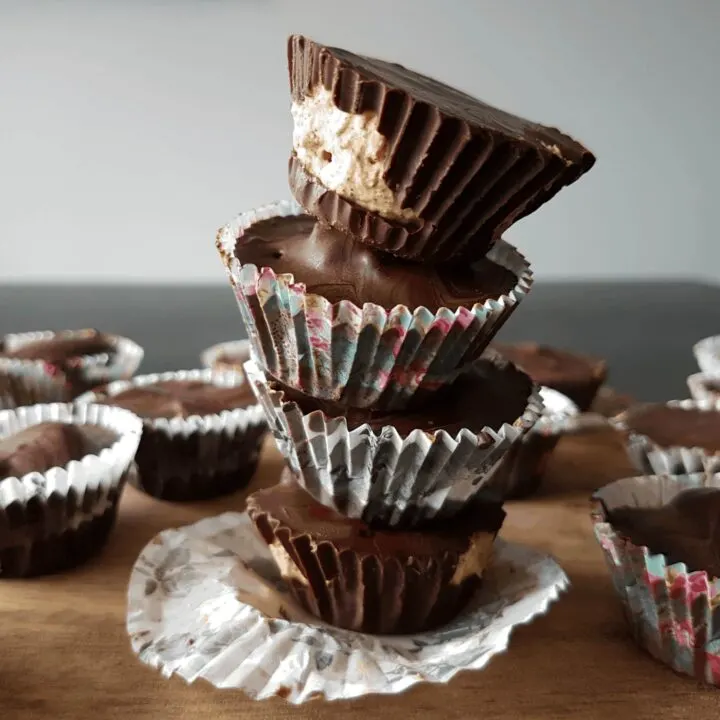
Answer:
0, 402, 142, 577
592, 472, 720, 686
0, 329, 144, 408
216, 201, 533, 412
687, 372, 720, 404
76, 369, 266, 502
693, 336, 720, 375
245, 359, 544, 526
200, 340, 251, 375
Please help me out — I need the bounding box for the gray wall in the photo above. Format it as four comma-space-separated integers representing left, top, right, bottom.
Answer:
2, 0, 718, 283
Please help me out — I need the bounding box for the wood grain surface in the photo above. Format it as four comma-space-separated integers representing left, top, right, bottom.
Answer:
1, 422, 717, 719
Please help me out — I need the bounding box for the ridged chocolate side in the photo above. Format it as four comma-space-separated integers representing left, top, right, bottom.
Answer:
130, 422, 266, 502
0, 472, 127, 577
248, 501, 481, 634
288, 35, 596, 261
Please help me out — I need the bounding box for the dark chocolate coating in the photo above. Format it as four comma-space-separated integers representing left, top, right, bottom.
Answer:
288, 35, 595, 261
96, 380, 256, 419
622, 404, 720, 453
609, 487, 720, 578
491, 341, 607, 412
270, 354, 533, 435
0, 422, 115, 480
247, 473, 505, 633
2, 331, 115, 364
234, 214, 517, 311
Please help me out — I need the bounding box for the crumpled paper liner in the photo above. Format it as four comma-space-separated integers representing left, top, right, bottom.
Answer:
127, 511, 568, 703
686, 372, 720, 404
0, 329, 144, 408
592, 472, 720, 685
245, 359, 544, 524
497, 387, 579, 500
693, 336, 720, 375
200, 340, 252, 374
76, 369, 266, 502
615, 398, 720, 476
216, 201, 533, 411
0, 402, 142, 577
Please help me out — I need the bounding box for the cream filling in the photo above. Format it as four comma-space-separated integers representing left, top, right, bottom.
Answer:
269, 540, 309, 586
291, 86, 418, 222
450, 531, 497, 585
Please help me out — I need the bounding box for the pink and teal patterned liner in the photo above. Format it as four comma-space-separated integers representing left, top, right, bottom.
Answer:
592, 472, 720, 685
216, 201, 533, 411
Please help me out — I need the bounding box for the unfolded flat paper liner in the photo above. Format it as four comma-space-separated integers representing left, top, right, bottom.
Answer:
244, 359, 544, 524
693, 336, 720, 375
592, 472, 720, 685
0, 329, 144, 409
615, 397, 720, 476
127, 511, 568, 702
216, 201, 533, 411
499, 387, 579, 500
200, 340, 252, 374
287, 35, 595, 262
0, 402, 142, 577
75, 369, 267, 502
687, 372, 720, 404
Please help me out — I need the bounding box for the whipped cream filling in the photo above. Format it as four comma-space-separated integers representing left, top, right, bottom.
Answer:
291, 86, 418, 223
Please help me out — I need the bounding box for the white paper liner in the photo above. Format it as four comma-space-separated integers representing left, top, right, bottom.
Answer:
693, 336, 720, 374
200, 340, 252, 373
216, 201, 533, 411
0, 329, 144, 408
245, 359, 544, 523
686, 372, 720, 404
616, 398, 720, 475
76, 369, 267, 500
127, 511, 568, 703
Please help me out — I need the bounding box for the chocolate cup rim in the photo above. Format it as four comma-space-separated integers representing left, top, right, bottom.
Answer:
0, 401, 142, 500
245, 357, 544, 445
200, 340, 252, 372
75, 368, 265, 433
215, 200, 534, 319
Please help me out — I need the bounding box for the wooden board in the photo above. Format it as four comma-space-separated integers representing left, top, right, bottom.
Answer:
1, 425, 717, 719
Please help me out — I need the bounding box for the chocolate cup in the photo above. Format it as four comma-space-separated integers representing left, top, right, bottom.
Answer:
288, 35, 595, 261
76, 369, 267, 503
247, 474, 503, 634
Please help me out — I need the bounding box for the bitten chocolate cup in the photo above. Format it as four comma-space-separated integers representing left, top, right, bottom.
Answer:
76, 369, 266, 502
592, 472, 720, 686
287, 34, 595, 261
245, 358, 543, 526
0, 329, 144, 408
216, 201, 532, 411
247, 473, 506, 634
0, 402, 142, 577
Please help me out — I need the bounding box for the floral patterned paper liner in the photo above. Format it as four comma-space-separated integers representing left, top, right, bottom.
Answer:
592, 472, 720, 685
615, 397, 720, 476
0, 329, 144, 408
127, 511, 568, 703
686, 372, 720, 404
216, 201, 533, 411
245, 359, 544, 522
693, 336, 720, 375
200, 340, 252, 373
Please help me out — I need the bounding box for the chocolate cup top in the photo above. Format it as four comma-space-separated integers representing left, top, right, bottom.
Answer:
0, 331, 116, 364
233, 213, 518, 312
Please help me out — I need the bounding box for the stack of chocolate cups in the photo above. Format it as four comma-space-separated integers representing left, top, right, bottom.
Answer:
216, 35, 595, 634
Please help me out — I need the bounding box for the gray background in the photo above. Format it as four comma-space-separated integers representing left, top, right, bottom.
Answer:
1, 0, 718, 283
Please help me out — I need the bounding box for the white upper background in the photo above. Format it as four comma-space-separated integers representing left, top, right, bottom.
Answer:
1, 0, 718, 283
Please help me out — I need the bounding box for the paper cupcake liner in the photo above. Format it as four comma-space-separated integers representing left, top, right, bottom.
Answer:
0, 402, 142, 577
245, 359, 544, 525
693, 336, 720, 374
76, 369, 266, 502
497, 387, 580, 500
687, 372, 720, 404
128, 511, 568, 702
615, 398, 720, 475
592, 472, 720, 685
216, 201, 533, 410
0, 329, 144, 407
287, 35, 595, 262
200, 340, 252, 374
